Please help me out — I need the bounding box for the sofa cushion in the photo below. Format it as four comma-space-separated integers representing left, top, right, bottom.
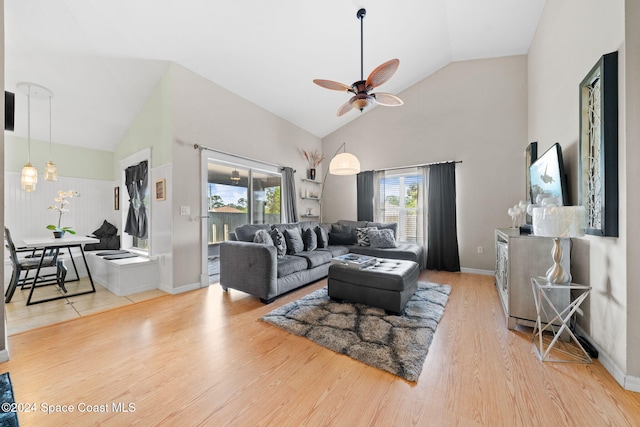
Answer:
356, 227, 377, 246
329, 232, 355, 246
317, 246, 350, 257
269, 228, 286, 259
253, 229, 273, 245
276, 255, 308, 277
369, 229, 398, 248
235, 224, 271, 242
366, 222, 398, 239
293, 250, 332, 268
302, 228, 317, 251
336, 220, 368, 230
315, 226, 329, 248
283, 227, 305, 254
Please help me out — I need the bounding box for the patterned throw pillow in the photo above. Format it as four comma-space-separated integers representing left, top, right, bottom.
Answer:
269, 228, 286, 259
368, 229, 398, 248
356, 227, 378, 246
253, 229, 273, 246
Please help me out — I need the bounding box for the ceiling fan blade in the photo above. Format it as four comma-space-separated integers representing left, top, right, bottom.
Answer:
313, 79, 352, 92
337, 100, 353, 117
373, 92, 403, 106
365, 59, 400, 89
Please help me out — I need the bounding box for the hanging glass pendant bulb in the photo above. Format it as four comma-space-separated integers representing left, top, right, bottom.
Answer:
21, 162, 37, 192
44, 94, 57, 181
18, 82, 37, 192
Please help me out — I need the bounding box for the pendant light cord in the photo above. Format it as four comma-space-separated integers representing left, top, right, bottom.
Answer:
27, 86, 31, 163
48, 95, 52, 158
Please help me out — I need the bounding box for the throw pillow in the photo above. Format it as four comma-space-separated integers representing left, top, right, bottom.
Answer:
356, 227, 377, 246
92, 220, 118, 238
369, 229, 398, 248
253, 229, 274, 246
367, 222, 398, 239
269, 228, 286, 259
315, 226, 329, 248
302, 228, 317, 251
283, 227, 305, 254
331, 223, 351, 234
328, 232, 355, 246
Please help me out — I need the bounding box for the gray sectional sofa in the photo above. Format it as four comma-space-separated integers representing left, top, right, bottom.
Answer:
219, 219, 425, 303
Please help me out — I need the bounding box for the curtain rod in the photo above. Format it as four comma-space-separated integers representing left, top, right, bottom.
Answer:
375, 160, 462, 172
194, 143, 286, 170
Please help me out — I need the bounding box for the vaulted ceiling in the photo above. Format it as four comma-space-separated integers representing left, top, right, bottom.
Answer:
5, 0, 545, 152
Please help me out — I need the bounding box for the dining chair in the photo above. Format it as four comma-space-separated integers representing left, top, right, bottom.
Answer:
4, 227, 67, 303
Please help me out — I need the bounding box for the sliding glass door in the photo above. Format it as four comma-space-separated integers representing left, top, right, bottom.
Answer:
206, 161, 281, 244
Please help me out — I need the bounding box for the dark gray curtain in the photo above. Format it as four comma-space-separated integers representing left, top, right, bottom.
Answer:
124, 160, 148, 239
426, 162, 460, 271
282, 167, 298, 222
356, 170, 374, 221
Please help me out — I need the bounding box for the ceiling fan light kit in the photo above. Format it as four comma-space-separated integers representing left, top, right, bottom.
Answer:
313, 8, 403, 117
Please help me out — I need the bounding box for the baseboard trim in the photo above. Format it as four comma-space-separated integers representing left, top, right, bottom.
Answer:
161, 282, 201, 295
0, 349, 9, 363
460, 267, 494, 276
575, 325, 640, 392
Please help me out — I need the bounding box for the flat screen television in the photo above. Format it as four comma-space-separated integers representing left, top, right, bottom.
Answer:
529, 143, 569, 206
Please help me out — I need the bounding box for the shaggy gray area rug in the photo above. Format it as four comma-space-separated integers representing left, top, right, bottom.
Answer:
261, 282, 451, 382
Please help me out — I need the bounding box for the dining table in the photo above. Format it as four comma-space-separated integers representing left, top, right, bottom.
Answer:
18, 234, 100, 305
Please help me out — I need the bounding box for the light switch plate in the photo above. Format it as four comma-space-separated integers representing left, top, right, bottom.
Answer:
180, 206, 190, 216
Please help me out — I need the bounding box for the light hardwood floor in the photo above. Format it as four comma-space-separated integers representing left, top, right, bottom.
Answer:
4, 278, 168, 335
2, 271, 640, 426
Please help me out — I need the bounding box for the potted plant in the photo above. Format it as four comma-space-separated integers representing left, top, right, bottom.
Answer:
301, 149, 324, 180
47, 190, 80, 238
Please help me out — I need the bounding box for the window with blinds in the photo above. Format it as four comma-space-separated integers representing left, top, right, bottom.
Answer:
376, 168, 423, 243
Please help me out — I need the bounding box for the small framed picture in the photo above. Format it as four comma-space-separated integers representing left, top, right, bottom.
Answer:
114, 186, 120, 210
155, 179, 166, 201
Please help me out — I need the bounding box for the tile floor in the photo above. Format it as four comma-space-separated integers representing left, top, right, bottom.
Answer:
5, 277, 168, 335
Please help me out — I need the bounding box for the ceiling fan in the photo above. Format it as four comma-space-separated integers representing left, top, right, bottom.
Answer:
313, 8, 403, 117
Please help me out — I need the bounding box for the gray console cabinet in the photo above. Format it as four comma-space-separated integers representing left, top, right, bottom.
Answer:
495, 228, 570, 329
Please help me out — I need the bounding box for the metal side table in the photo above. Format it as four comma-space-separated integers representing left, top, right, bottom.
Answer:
531, 276, 592, 363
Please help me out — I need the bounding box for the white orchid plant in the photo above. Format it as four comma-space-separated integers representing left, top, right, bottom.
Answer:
47, 190, 80, 234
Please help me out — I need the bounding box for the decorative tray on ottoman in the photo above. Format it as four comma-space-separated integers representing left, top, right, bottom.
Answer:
330, 254, 377, 269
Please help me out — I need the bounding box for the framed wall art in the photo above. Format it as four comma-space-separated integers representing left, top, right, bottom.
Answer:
578, 51, 618, 237
155, 179, 166, 201
114, 186, 120, 210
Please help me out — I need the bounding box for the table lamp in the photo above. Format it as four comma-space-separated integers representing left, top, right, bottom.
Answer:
532, 205, 586, 284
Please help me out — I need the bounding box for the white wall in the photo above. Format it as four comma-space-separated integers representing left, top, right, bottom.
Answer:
322, 56, 529, 271
169, 63, 322, 290
528, 0, 637, 384
4, 173, 117, 240
625, 0, 640, 384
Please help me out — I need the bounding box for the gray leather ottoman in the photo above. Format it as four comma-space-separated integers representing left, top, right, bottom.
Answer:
328, 258, 420, 314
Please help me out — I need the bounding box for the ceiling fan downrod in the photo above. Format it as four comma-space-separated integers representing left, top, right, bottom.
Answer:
357, 8, 366, 82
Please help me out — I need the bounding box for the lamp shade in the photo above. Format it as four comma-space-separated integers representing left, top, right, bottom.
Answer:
21, 162, 38, 192
329, 152, 361, 175
532, 206, 586, 238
